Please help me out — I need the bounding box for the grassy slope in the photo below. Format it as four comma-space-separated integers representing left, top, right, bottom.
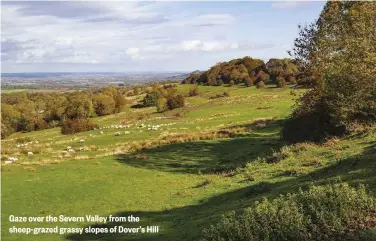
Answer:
1, 85, 375, 241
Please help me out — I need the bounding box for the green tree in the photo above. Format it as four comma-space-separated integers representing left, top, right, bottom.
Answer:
65, 93, 94, 119
93, 94, 115, 116
283, 1, 376, 142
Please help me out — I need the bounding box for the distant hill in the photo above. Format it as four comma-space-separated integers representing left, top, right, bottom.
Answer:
182, 56, 298, 87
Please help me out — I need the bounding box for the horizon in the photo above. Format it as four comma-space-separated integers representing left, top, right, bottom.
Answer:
1, 1, 326, 73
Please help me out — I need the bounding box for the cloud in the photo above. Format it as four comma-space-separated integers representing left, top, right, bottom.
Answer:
194, 14, 235, 27
271, 1, 310, 9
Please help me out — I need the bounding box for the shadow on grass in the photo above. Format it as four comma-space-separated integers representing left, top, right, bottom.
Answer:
115, 134, 282, 174
66, 132, 376, 241
115, 120, 285, 174
66, 146, 376, 241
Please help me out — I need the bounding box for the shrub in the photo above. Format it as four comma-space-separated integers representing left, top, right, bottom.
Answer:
156, 97, 168, 113
229, 80, 235, 87
276, 76, 287, 88
244, 77, 254, 87
216, 79, 224, 86
142, 92, 158, 107
61, 119, 98, 135
256, 81, 265, 89
166, 95, 185, 110
202, 183, 376, 241
189, 85, 199, 96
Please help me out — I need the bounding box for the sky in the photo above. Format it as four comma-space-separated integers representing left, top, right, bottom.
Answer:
1, 1, 326, 73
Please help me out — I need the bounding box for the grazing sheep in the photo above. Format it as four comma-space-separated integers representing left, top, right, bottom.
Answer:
78, 147, 84, 151
7, 157, 18, 163
115, 132, 121, 136
79, 139, 85, 143
4, 160, 13, 165
100, 131, 104, 134
35, 141, 39, 144
256, 123, 266, 128
62, 151, 68, 154
67, 146, 72, 150
124, 131, 130, 134
16, 144, 21, 148
27, 152, 33, 156
68, 149, 75, 153
89, 134, 93, 137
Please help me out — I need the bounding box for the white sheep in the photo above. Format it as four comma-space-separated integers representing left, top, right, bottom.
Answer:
79, 139, 85, 143
8, 157, 18, 163
67, 146, 72, 150
27, 152, 33, 156
78, 147, 84, 151
68, 149, 75, 153
255, 123, 266, 128
4, 160, 13, 164
124, 131, 130, 134
100, 131, 104, 134
115, 132, 121, 136
35, 141, 39, 144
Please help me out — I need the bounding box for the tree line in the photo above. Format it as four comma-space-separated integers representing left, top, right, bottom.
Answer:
1, 86, 130, 138
182, 57, 299, 88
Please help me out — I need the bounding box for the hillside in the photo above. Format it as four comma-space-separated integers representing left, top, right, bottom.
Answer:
1, 84, 375, 241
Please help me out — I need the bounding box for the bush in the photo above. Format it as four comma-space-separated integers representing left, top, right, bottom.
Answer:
166, 95, 185, 110
156, 97, 167, 113
256, 81, 265, 89
189, 85, 199, 96
61, 119, 97, 135
142, 92, 158, 107
276, 76, 287, 88
202, 183, 376, 241
244, 77, 254, 87
229, 80, 235, 87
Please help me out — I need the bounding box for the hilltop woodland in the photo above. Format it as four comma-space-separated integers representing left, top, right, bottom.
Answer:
182, 57, 298, 88
1, 2, 376, 241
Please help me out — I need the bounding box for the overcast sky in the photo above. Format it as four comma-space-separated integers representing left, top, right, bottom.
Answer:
1, 1, 326, 73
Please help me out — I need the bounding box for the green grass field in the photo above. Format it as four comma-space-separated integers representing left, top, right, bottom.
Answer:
1, 84, 375, 241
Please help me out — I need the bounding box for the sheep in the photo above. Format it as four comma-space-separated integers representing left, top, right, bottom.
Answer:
79, 139, 85, 143
62, 151, 68, 154
115, 132, 121, 136
35, 141, 39, 144
255, 123, 266, 128
78, 147, 84, 152
7, 157, 18, 163
100, 131, 104, 134
67, 146, 72, 150
68, 149, 75, 153
89, 134, 93, 137
16, 144, 21, 148
4, 160, 13, 165
124, 131, 130, 134
27, 152, 33, 156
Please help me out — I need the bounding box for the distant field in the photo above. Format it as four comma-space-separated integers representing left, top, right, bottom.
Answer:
1, 89, 34, 93
2, 88, 80, 93
1, 84, 375, 241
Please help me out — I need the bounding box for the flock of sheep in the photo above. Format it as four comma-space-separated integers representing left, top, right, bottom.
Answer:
4, 122, 178, 165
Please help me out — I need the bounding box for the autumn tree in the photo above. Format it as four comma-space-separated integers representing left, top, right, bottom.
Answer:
283, 1, 376, 142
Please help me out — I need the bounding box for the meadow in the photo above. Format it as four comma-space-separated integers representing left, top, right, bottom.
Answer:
1, 84, 375, 241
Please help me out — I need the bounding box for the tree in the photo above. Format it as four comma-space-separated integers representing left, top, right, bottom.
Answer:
93, 94, 115, 116
65, 93, 94, 119
142, 92, 158, 107
166, 95, 185, 110
283, 1, 376, 142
